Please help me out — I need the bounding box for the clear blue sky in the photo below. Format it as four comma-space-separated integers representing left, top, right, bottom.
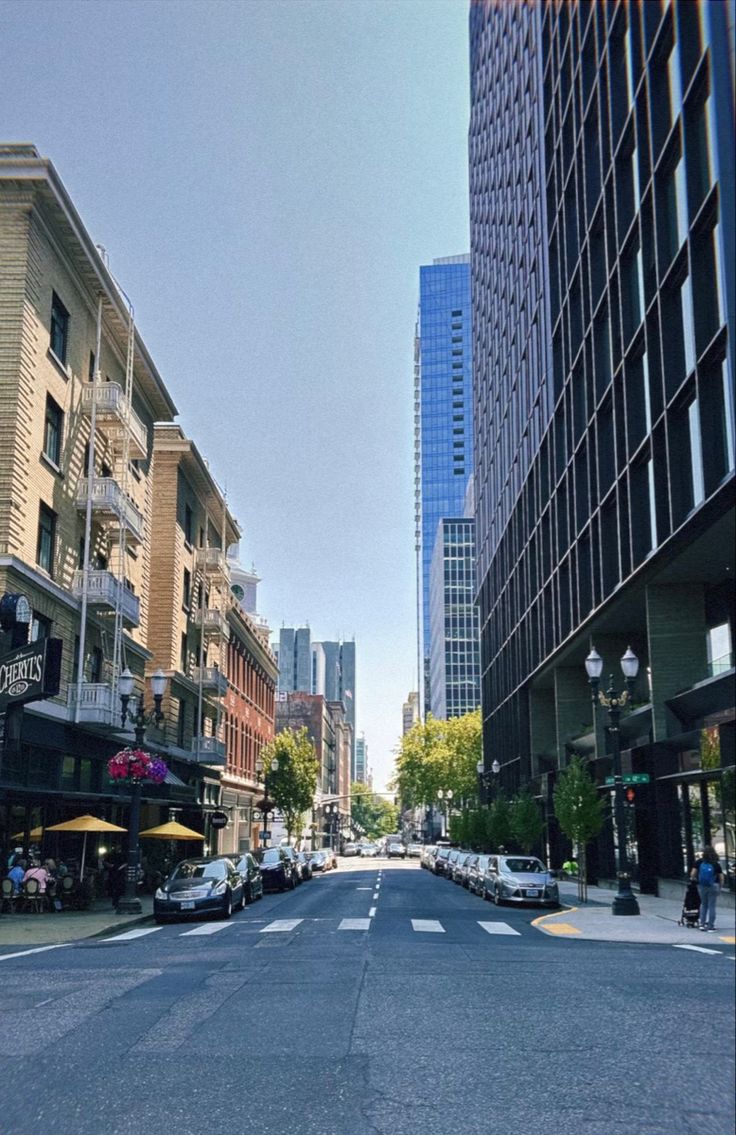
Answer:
0, 0, 470, 790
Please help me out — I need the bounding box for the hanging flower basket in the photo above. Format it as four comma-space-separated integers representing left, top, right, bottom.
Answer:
108, 748, 168, 785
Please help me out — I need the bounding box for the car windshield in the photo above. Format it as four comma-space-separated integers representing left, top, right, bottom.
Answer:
260, 849, 282, 865
171, 860, 227, 882
502, 857, 544, 874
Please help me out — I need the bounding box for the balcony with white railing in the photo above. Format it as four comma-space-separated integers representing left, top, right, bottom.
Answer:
67, 682, 116, 725
190, 736, 227, 764
75, 478, 144, 544
192, 666, 229, 696
72, 569, 141, 627
196, 547, 230, 579
80, 382, 148, 458
195, 607, 229, 638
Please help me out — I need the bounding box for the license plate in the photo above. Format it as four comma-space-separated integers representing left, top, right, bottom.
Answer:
526, 889, 539, 897
180, 901, 195, 909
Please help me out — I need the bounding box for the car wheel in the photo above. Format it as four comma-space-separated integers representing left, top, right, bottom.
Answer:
493, 886, 502, 906
222, 892, 233, 919
290, 873, 297, 890
241, 884, 249, 908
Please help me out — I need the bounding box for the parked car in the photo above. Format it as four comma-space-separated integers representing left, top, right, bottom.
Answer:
295, 851, 313, 881
360, 843, 379, 857
406, 843, 423, 858
154, 857, 244, 922
323, 846, 338, 869
342, 842, 360, 857
307, 850, 327, 872
445, 849, 463, 878
257, 847, 297, 892
281, 846, 303, 883
221, 852, 263, 904
467, 854, 491, 896
433, 847, 451, 876
387, 842, 406, 859
420, 845, 437, 869
454, 852, 475, 887
482, 855, 559, 907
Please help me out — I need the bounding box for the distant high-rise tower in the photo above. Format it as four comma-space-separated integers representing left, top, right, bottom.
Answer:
430, 517, 480, 719
277, 626, 312, 694
415, 256, 473, 716
402, 692, 420, 735
354, 733, 367, 783
313, 639, 356, 770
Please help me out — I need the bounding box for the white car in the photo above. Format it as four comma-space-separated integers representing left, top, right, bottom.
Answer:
406, 843, 422, 858
387, 842, 406, 859
360, 843, 379, 857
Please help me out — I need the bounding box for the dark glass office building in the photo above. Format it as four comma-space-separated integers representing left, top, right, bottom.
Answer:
415, 256, 474, 714
470, 0, 735, 892
429, 518, 481, 719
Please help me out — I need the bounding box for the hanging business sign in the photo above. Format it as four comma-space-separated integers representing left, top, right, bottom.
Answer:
0, 638, 62, 710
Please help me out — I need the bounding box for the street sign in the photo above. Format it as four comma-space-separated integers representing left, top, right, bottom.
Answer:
604, 773, 650, 786
210, 811, 229, 829
260, 830, 271, 840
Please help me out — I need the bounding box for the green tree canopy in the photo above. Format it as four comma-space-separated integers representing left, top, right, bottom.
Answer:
553, 754, 605, 899
510, 789, 544, 853
392, 709, 483, 809
350, 783, 399, 840
261, 727, 319, 843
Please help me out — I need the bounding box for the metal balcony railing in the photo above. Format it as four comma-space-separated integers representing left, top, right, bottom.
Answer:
72, 569, 141, 627
190, 736, 227, 764
80, 382, 148, 458
195, 608, 229, 637
192, 666, 229, 696
66, 682, 116, 725
196, 547, 230, 578
76, 478, 144, 544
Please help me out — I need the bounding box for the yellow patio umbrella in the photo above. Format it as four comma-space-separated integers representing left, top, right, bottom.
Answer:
139, 821, 205, 840
45, 815, 127, 879
11, 826, 44, 841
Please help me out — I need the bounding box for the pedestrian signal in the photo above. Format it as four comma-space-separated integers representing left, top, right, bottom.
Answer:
625, 787, 636, 802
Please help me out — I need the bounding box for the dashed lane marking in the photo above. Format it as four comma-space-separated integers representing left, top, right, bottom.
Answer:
411, 919, 445, 933
180, 921, 232, 936
369, 907, 377, 918
101, 927, 162, 942
673, 944, 723, 955
478, 921, 521, 936
260, 919, 303, 933
339, 918, 371, 930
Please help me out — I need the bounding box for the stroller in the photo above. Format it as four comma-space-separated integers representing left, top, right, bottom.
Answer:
678, 880, 701, 928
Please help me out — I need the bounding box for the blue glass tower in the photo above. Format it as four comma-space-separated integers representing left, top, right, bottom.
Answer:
414, 255, 473, 714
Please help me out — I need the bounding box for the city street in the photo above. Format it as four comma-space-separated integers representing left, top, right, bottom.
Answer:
1, 860, 734, 1135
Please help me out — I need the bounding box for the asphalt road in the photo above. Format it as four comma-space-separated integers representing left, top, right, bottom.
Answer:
1, 860, 733, 1135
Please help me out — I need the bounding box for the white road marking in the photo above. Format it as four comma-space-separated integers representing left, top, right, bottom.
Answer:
673, 944, 723, 955
356, 887, 372, 891
260, 919, 303, 933
369, 907, 377, 918
339, 918, 371, 930
411, 919, 445, 933
0, 943, 71, 962
101, 927, 162, 942
372, 892, 379, 900
180, 921, 231, 936
478, 921, 521, 937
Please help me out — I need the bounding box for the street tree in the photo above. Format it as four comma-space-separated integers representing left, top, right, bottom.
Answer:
393, 708, 483, 810
510, 789, 544, 854
261, 727, 319, 844
487, 791, 512, 851
350, 782, 399, 840
553, 754, 605, 900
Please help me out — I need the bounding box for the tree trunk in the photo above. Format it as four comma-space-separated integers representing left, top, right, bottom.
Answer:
578, 845, 588, 903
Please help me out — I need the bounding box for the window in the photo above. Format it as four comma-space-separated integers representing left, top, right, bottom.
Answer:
37, 503, 56, 575
50, 292, 69, 365
451, 309, 462, 317
30, 612, 52, 642
707, 624, 732, 677
43, 395, 63, 467
88, 351, 96, 381
180, 632, 188, 673
184, 504, 193, 544
183, 568, 191, 609
681, 276, 696, 377
688, 398, 705, 507
453, 415, 463, 422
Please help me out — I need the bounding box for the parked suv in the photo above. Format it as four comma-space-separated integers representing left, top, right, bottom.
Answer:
257, 847, 297, 892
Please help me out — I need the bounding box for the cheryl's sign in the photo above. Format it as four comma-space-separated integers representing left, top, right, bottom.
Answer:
0, 638, 62, 708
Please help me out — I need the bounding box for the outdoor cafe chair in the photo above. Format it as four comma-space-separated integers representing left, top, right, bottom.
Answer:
59, 874, 76, 909
1, 877, 18, 913
22, 877, 44, 914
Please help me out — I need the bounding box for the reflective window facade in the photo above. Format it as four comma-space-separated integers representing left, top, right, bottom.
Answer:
429, 518, 481, 720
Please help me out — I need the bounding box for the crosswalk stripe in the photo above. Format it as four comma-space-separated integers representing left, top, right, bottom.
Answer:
411, 919, 444, 933
180, 922, 231, 936
478, 921, 521, 936
339, 918, 371, 930
673, 944, 723, 955
101, 927, 161, 942
260, 919, 303, 933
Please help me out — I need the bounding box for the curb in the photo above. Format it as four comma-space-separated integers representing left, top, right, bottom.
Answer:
531, 904, 582, 938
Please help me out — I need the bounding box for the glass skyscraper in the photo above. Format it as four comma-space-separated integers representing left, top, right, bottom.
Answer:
470, 0, 734, 885
429, 518, 481, 720
415, 255, 473, 714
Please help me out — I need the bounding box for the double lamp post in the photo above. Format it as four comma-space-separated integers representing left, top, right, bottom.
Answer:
255, 754, 279, 847
585, 645, 641, 917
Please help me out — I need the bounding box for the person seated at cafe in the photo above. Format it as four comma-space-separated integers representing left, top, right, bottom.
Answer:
8, 858, 26, 894
44, 858, 58, 878
23, 859, 50, 893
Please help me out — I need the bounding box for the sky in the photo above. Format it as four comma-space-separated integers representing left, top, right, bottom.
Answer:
0, 0, 471, 790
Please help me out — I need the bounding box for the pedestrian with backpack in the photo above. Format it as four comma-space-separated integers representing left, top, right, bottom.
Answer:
690, 845, 725, 932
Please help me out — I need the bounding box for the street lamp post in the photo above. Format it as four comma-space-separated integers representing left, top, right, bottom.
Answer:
477, 759, 501, 804
437, 789, 454, 838
255, 755, 279, 847
585, 646, 641, 917
117, 667, 167, 915
325, 803, 339, 852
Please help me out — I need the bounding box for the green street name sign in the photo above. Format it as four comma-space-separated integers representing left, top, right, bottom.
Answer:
604, 773, 650, 786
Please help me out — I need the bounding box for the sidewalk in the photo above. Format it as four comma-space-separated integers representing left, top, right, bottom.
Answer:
0, 898, 153, 950
533, 880, 736, 946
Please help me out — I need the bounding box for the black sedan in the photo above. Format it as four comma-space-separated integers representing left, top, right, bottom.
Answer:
223, 852, 264, 904
154, 857, 244, 922
257, 847, 297, 892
